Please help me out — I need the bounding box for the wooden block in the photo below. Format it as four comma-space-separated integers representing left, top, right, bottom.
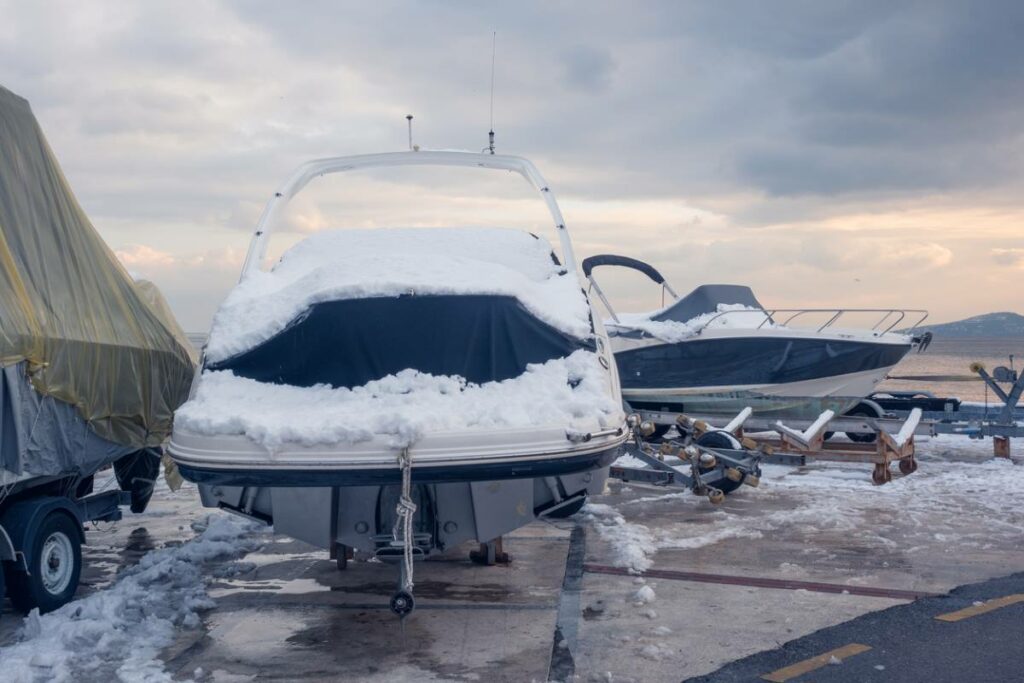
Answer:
994, 436, 1011, 459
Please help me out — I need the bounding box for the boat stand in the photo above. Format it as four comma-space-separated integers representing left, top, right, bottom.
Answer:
197, 467, 607, 619
653, 407, 925, 485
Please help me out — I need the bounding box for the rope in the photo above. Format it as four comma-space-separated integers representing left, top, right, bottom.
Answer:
393, 447, 417, 594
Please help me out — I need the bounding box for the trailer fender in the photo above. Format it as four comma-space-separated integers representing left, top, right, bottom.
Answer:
0, 497, 85, 573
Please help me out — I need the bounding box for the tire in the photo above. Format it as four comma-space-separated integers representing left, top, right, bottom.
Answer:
648, 424, 672, 440
844, 403, 882, 443
8, 512, 82, 614
695, 431, 745, 494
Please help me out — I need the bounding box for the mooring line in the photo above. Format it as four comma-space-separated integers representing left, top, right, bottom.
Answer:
583, 564, 937, 600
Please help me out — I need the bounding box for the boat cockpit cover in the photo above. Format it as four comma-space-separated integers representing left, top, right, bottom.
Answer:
652, 284, 764, 323
207, 294, 595, 389
0, 85, 195, 456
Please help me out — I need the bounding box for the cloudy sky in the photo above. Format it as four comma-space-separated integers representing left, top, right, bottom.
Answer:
3, 1, 1023, 331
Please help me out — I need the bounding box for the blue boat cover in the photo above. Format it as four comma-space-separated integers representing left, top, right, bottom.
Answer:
208, 294, 596, 388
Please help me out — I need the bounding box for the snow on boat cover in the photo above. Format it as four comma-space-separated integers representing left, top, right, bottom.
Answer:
178, 227, 620, 451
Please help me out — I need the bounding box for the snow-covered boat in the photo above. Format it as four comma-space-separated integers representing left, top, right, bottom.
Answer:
582, 254, 928, 427
171, 153, 626, 488
169, 152, 626, 613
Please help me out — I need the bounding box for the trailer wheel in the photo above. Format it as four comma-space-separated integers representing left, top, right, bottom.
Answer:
845, 404, 881, 443
648, 424, 672, 440
7, 512, 82, 614
696, 431, 745, 494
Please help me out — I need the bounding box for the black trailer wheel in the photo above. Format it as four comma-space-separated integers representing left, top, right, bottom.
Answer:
390, 590, 415, 618
648, 424, 672, 440
696, 431, 745, 494
7, 512, 82, 614
845, 403, 882, 443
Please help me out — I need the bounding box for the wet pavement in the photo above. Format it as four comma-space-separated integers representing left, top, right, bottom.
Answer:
2, 435, 1024, 682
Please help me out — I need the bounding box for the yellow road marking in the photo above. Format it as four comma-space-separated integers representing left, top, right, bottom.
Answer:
935, 594, 1024, 622
761, 643, 872, 682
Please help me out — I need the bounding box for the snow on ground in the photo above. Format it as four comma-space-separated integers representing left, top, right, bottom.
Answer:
589, 435, 1024, 575
606, 304, 771, 343
0, 513, 264, 683
205, 227, 591, 362
176, 350, 620, 450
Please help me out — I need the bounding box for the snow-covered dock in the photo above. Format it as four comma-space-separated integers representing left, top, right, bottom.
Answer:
2, 435, 1023, 682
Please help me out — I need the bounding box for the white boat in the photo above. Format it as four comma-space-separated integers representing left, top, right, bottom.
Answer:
168, 152, 627, 613
582, 254, 929, 429
171, 152, 627, 488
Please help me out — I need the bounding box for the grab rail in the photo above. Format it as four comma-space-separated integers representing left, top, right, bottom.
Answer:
693, 308, 929, 336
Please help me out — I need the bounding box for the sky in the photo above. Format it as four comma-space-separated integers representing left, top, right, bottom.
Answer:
2, 0, 1023, 332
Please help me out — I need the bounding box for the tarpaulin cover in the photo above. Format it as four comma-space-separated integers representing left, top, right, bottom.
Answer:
208, 294, 595, 388
0, 85, 195, 469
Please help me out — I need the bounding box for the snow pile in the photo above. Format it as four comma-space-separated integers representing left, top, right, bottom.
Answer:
632, 585, 657, 605
582, 502, 657, 573
176, 350, 620, 450
206, 228, 591, 362
607, 304, 771, 343
0, 514, 262, 683
592, 436, 1024, 575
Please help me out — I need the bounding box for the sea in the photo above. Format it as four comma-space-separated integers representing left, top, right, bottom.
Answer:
186, 333, 1023, 405
880, 337, 1024, 403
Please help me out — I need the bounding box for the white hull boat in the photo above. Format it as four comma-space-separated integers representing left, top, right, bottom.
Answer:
582, 254, 929, 422
168, 152, 627, 615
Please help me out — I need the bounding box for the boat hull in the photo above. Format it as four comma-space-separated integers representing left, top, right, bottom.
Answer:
613, 332, 912, 419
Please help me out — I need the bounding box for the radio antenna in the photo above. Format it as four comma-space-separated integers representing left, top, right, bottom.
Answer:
487, 31, 496, 154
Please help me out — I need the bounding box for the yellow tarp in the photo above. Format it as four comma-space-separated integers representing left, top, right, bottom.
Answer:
0, 85, 194, 449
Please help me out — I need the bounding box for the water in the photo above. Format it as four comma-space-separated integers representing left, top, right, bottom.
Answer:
880, 338, 1024, 403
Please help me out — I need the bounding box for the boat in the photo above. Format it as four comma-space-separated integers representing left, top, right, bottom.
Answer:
168, 151, 627, 613
0, 85, 196, 613
582, 254, 929, 431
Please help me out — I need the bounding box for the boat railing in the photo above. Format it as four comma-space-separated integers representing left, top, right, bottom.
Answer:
693, 308, 929, 336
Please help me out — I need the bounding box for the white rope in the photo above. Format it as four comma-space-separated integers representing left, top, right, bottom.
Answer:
393, 447, 417, 594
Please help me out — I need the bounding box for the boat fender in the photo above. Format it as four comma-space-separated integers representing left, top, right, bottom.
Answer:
0, 497, 84, 573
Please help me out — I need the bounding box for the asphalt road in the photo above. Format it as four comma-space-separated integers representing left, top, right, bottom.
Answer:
686, 571, 1024, 683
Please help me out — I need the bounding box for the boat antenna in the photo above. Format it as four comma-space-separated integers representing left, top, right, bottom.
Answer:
406, 114, 414, 151
485, 31, 496, 154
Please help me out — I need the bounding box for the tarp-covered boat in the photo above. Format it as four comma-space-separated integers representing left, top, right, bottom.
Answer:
0, 84, 195, 488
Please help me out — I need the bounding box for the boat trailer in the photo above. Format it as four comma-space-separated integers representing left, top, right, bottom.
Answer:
872, 359, 1024, 457
610, 412, 767, 502
627, 405, 927, 485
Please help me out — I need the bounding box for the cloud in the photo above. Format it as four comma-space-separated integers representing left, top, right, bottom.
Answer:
115, 244, 176, 268
2, 0, 1022, 327
992, 247, 1024, 268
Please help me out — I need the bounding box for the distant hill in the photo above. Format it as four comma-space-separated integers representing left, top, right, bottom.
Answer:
919, 312, 1024, 338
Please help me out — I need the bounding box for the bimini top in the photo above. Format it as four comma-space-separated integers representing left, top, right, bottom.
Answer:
0, 84, 195, 450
